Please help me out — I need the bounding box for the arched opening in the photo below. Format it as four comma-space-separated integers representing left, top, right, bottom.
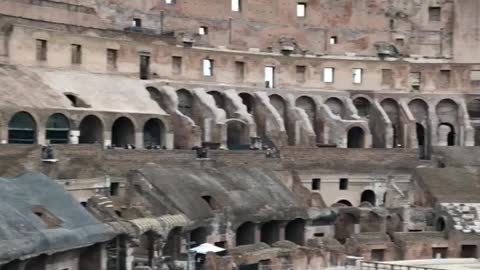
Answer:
295, 96, 316, 124
163, 227, 182, 260
143, 118, 165, 148
416, 123, 426, 159
133, 231, 156, 267
46, 113, 70, 144
239, 93, 255, 114
438, 123, 455, 146
260, 221, 280, 245
285, 219, 305, 245
334, 213, 357, 244
8, 112, 36, 144
360, 190, 376, 206
334, 200, 353, 207
353, 97, 371, 118
467, 99, 480, 119
436, 217, 446, 231
177, 89, 194, 118
226, 120, 249, 150
381, 98, 402, 148
111, 117, 135, 147
79, 115, 103, 144
269, 94, 286, 119
208, 91, 225, 110
325, 97, 345, 118
190, 227, 208, 248
236, 222, 256, 246
347, 127, 365, 148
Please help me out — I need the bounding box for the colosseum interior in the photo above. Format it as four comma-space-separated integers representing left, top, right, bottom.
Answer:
1, 0, 480, 270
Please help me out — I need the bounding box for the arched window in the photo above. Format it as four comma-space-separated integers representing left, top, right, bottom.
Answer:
239, 93, 255, 114
381, 99, 402, 147
261, 221, 281, 245
177, 89, 194, 118
79, 115, 103, 144
46, 113, 70, 144
236, 222, 256, 246
111, 117, 135, 147
325, 97, 345, 118
8, 112, 36, 144
438, 123, 455, 146
347, 127, 365, 148
143, 118, 165, 148
360, 190, 376, 206
227, 120, 249, 150
295, 96, 316, 124
353, 97, 371, 118
208, 91, 225, 110
285, 219, 306, 245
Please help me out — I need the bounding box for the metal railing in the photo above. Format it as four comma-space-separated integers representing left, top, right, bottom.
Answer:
360, 261, 440, 270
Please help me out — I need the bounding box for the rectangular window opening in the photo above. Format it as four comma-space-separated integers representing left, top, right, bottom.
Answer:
203, 59, 214, 77
461, 245, 477, 258
353, 68, 363, 84
409, 72, 421, 91
339, 178, 349, 190
235, 61, 245, 81
264, 66, 275, 88
107, 49, 118, 69
440, 69, 451, 87
382, 69, 393, 85
297, 3, 306, 17
296, 65, 306, 83
165, 0, 175, 4
432, 247, 448, 259
199, 26, 208, 35
71, 44, 82, 65
36, 39, 47, 61
311, 178, 321, 190
429, 7, 441, 22
132, 18, 142, 27
371, 249, 385, 261
139, 54, 150, 80
323, 67, 335, 83
330, 36, 337, 45
232, 0, 241, 12
110, 182, 119, 196
314, 233, 325, 237
172, 56, 182, 74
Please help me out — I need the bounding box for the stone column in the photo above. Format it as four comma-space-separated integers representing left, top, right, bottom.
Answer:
165, 132, 174, 150
135, 131, 144, 149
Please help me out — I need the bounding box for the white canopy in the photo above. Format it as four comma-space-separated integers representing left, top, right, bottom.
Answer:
189, 243, 225, 254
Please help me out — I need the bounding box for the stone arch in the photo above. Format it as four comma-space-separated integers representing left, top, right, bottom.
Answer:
353, 97, 371, 118
416, 123, 427, 159
111, 117, 135, 147
285, 218, 306, 245
467, 99, 480, 119
239, 92, 255, 114
295, 96, 316, 124
381, 98, 402, 147
79, 115, 103, 144
143, 118, 165, 148
333, 200, 353, 207
190, 227, 208, 247
226, 119, 249, 150
163, 227, 182, 260
360, 190, 376, 206
334, 213, 357, 244
236, 222, 256, 246
260, 220, 281, 245
409, 99, 429, 122
269, 94, 293, 145
436, 99, 458, 124
46, 113, 70, 144
438, 123, 456, 146
134, 231, 157, 267
435, 217, 446, 231
325, 97, 345, 118
409, 99, 430, 156
347, 126, 365, 148
177, 89, 194, 118
8, 111, 37, 144
208, 90, 226, 110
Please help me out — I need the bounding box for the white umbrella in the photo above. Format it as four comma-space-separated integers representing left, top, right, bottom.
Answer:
189, 243, 226, 254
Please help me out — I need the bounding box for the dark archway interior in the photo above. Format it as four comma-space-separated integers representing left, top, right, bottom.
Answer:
285, 219, 305, 245
336, 200, 353, 207
436, 218, 446, 231
240, 93, 255, 114
416, 123, 426, 159
46, 113, 70, 144
361, 190, 376, 206
467, 99, 480, 119
177, 89, 194, 118
8, 112, 36, 144
347, 127, 365, 148
236, 222, 256, 246
163, 228, 182, 260
143, 119, 164, 147
227, 120, 249, 150
112, 117, 135, 147
208, 91, 225, 110
190, 227, 208, 248
353, 97, 371, 118
260, 221, 280, 245
439, 123, 455, 146
326, 97, 345, 118
79, 115, 103, 144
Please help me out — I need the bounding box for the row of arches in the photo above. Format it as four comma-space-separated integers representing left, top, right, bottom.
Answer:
235, 219, 306, 247
7, 112, 166, 148
334, 190, 376, 208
